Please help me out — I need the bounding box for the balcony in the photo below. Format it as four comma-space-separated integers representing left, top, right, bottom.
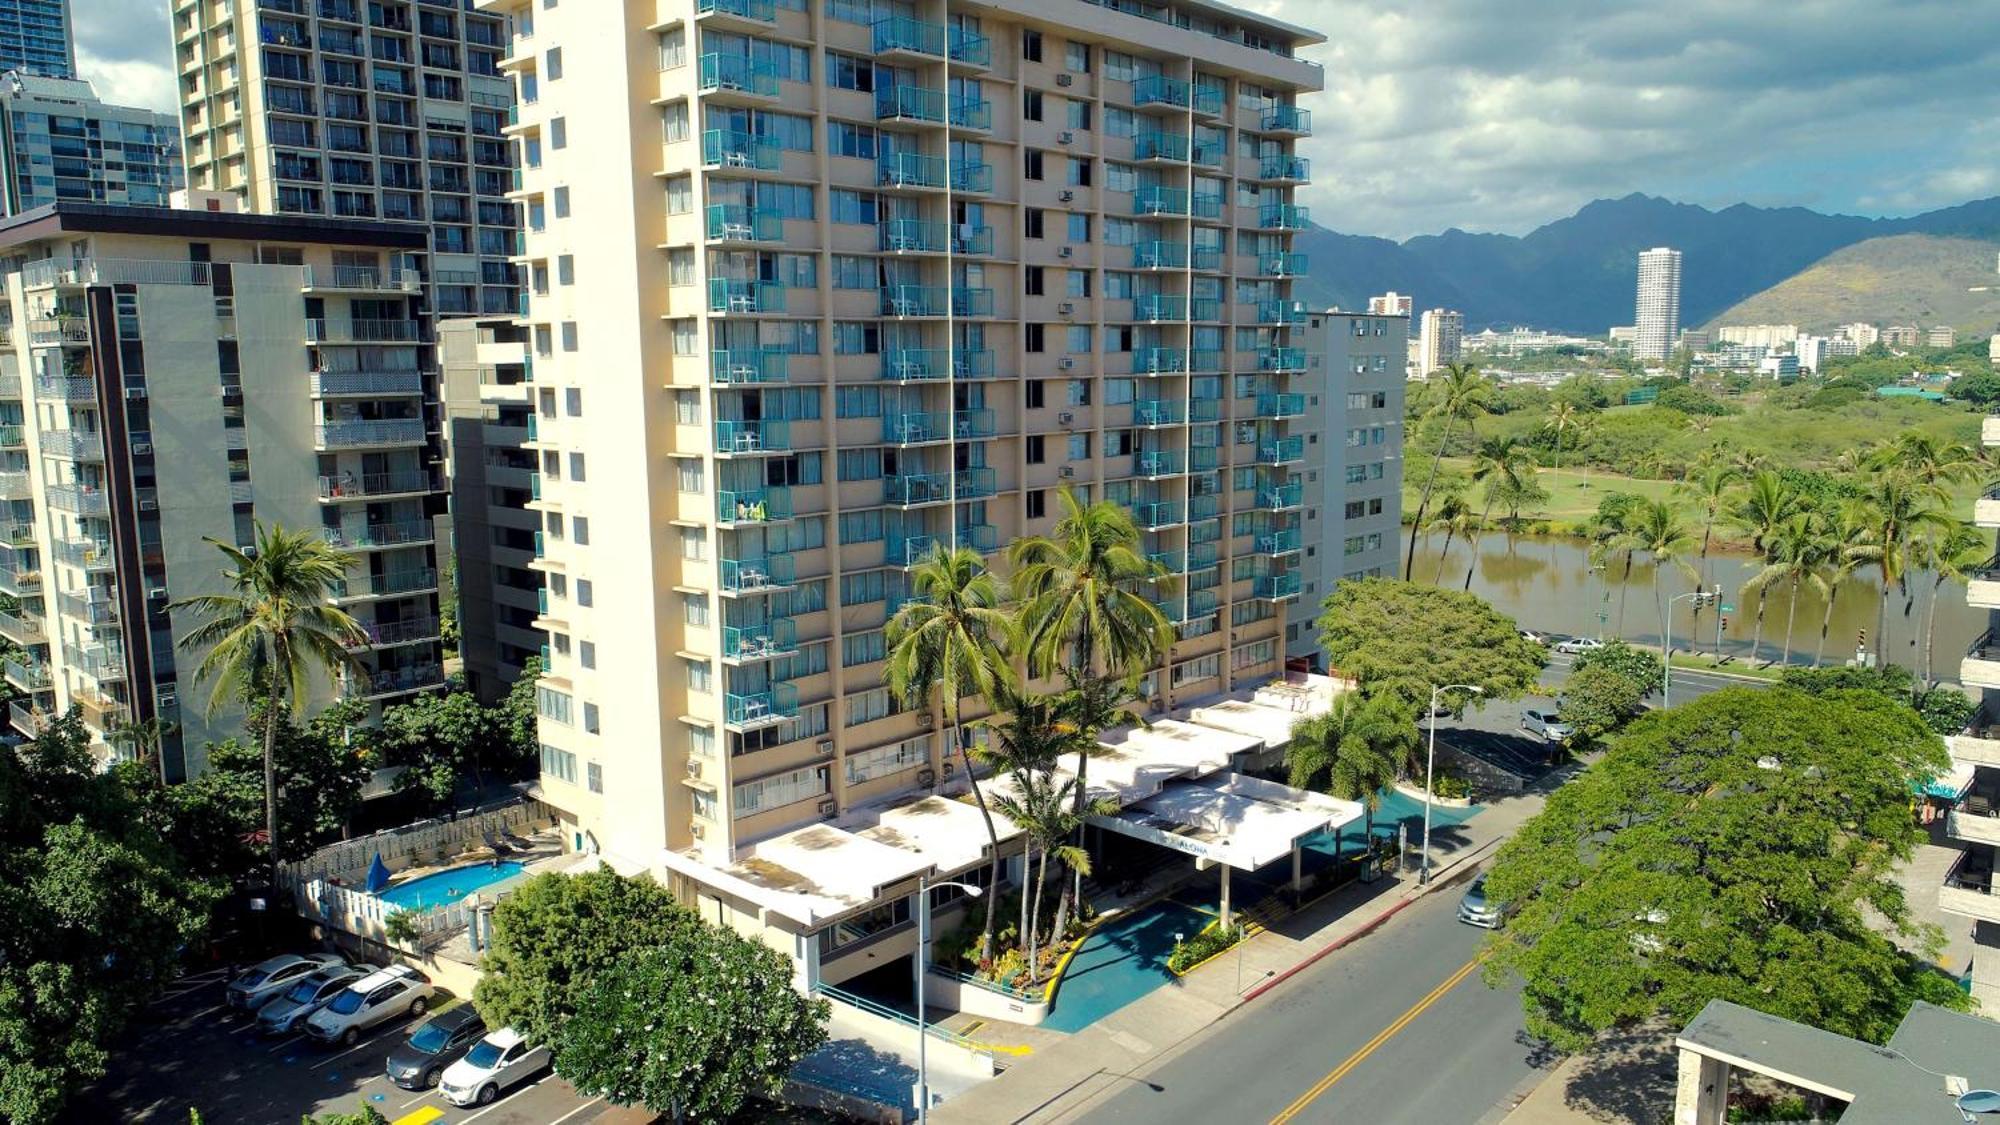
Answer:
322, 519, 435, 550
720, 554, 795, 594
695, 0, 775, 26
0, 558, 38, 595
948, 27, 990, 67
34, 374, 94, 401
873, 15, 944, 57
301, 265, 419, 293
1258, 348, 1308, 373
1134, 294, 1187, 322
1133, 240, 1188, 270
1953, 714, 2000, 768
1257, 528, 1303, 555
0, 609, 42, 645
1134, 186, 1189, 217
701, 128, 781, 171
881, 349, 993, 382
55, 538, 111, 571
0, 425, 22, 448
4, 658, 48, 691
1259, 252, 1308, 278
717, 487, 793, 526
318, 470, 434, 501
305, 319, 423, 344
40, 430, 103, 460
724, 683, 797, 731
1262, 104, 1312, 135
315, 419, 425, 449
1940, 849, 2000, 924
28, 316, 89, 346
1950, 804, 2000, 847
78, 642, 124, 683
1257, 437, 1305, 465
57, 590, 119, 626
715, 419, 790, 456
1259, 393, 1307, 418
353, 663, 445, 700
46, 485, 108, 517
1978, 486, 2000, 529
1134, 130, 1189, 163
311, 369, 425, 396
1133, 347, 1187, 375
878, 220, 992, 256
1259, 204, 1310, 230
950, 96, 990, 130
1256, 154, 1310, 182
722, 618, 798, 663
880, 285, 993, 318
1255, 573, 1302, 601
878, 150, 949, 190
886, 467, 995, 506
1966, 632, 2000, 690
1135, 450, 1185, 478
350, 617, 442, 648
708, 279, 787, 314
698, 53, 780, 98
1133, 75, 1190, 109
1133, 400, 1187, 427
1134, 501, 1183, 530
10, 700, 48, 737
1260, 482, 1305, 510
332, 568, 438, 599
881, 410, 993, 445
705, 204, 784, 243
877, 85, 945, 124
0, 471, 27, 501
711, 348, 789, 386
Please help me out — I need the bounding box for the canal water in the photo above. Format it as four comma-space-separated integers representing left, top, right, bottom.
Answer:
1407, 531, 1988, 675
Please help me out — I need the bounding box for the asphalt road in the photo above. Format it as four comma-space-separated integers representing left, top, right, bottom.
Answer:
74, 966, 613, 1125
1080, 869, 1551, 1125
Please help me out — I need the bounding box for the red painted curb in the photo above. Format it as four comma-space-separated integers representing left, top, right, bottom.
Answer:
1241, 892, 1417, 1002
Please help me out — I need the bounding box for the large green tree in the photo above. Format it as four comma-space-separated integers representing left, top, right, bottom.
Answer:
1284, 692, 1417, 840
195, 698, 376, 863
1557, 664, 1647, 748
380, 686, 499, 808
1484, 687, 1967, 1051
1568, 640, 1664, 697
1316, 578, 1544, 707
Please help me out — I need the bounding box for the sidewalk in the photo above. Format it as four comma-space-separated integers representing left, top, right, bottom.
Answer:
933, 779, 1557, 1124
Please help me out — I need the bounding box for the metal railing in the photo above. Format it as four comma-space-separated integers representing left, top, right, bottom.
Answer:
322, 519, 435, 549
701, 128, 780, 171
22, 257, 212, 288
318, 470, 434, 499
332, 568, 438, 598
720, 555, 795, 593
315, 419, 426, 448
45, 485, 108, 516
39, 430, 102, 459
351, 617, 441, 647
311, 369, 425, 396
352, 664, 444, 698
715, 419, 791, 455
710, 348, 789, 385
305, 318, 424, 343
698, 52, 780, 96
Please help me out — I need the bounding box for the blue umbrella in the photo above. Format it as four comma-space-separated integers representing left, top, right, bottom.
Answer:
364, 853, 391, 894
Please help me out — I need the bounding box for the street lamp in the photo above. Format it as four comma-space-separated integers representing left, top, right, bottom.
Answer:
1420, 683, 1483, 885
916, 874, 982, 1122
1661, 586, 1721, 709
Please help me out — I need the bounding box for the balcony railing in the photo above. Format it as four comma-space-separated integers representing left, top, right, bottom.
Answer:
311, 369, 425, 396
878, 150, 949, 190
874, 15, 945, 56
321, 519, 435, 549
0, 425, 20, 449
350, 617, 441, 647
28, 316, 89, 346
711, 348, 789, 385
1257, 154, 1310, 181
881, 409, 995, 445
877, 85, 945, 124
46, 485, 108, 516
332, 568, 438, 599
318, 470, 434, 499
881, 349, 993, 382
705, 203, 783, 242
39, 430, 103, 460
1133, 347, 1187, 374
698, 52, 780, 97
702, 128, 781, 171
724, 683, 798, 729
696, 0, 775, 21
0, 609, 44, 645
880, 285, 993, 318
718, 488, 792, 524
10, 700, 48, 736
1134, 186, 1188, 216
1261, 483, 1305, 509
1259, 204, 1310, 230
1259, 393, 1307, 417
1257, 529, 1303, 554
1257, 301, 1310, 327
315, 419, 426, 448
948, 27, 990, 66
57, 590, 119, 625
723, 618, 799, 661
353, 664, 444, 698
1133, 400, 1187, 426
715, 419, 790, 455
55, 538, 111, 571
1134, 501, 1183, 529
1255, 573, 1302, 600
1135, 450, 1185, 477
1258, 348, 1307, 373
1259, 252, 1308, 278
708, 279, 787, 314
1132, 75, 1190, 109
950, 96, 990, 130
885, 467, 995, 506
1262, 104, 1312, 134
305, 319, 423, 343
4, 658, 49, 690
1132, 240, 1187, 270
34, 375, 94, 401
1257, 437, 1305, 464
878, 220, 993, 256
1134, 294, 1187, 322
1134, 130, 1190, 162
720, 554, 795, 593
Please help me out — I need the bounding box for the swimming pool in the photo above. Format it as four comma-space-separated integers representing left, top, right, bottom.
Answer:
376, 860, 525, 911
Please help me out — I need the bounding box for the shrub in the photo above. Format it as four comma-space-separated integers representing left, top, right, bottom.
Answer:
383, 909, 422, 950
1168, 923, 1245, 974
1431, 772, 1472, 800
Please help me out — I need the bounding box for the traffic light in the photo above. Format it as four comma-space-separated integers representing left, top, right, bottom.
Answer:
1858, 628, 1868, 650
1720, 616, 1728, 632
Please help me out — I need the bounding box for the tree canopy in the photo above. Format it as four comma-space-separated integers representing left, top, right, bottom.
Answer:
1484, 686, 1966, 1051
1557, 664, 1648, 747
1778, 664, 1977, 736
1317, 578, 1545, 705
1569, 640, 1664, 697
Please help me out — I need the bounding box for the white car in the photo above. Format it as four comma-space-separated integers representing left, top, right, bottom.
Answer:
224, 952, 346, 1012
1553, 637, 1606, 655
1521, 707, 1574, 743
440, 1028, 551, 1107
255, 964, 373, 1035
303, 965, 434, 1046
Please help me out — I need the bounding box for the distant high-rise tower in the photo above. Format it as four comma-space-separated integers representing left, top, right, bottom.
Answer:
1634, 247, 1682, 361
1369, 291, 1412, 317
0, 0, 72, 78
1417, 308, 1463, 376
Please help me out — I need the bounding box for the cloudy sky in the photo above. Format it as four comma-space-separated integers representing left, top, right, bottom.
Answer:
78, 0, 2000, 240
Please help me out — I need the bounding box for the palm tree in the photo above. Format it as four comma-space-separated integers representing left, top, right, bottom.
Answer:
1627, 499, 1699, 658
1044, 671, 1145, 938
1725, 470, 1802, 661
1585, 493, 1641, 639
1845, 471, 1954, 673
1870, 430, 1984, 489
173, 522, 367, 886
989, 770, 1117, 983
1285, 693, 1416, 852
1674, 463, 1736, 656
1816, 506, 1867, 667
1571, 412, 1600, 490
1913, 521, 1987, 683
972, 680, 1073, 958
1741, 512, 1832, 667
108, 716, 179, 774
1462, 437, 1531, 588
1425, 487, 1476, 585
886, 545, 1015, 962
1402, 362, 1493, 579
1544, 400, 1581, 479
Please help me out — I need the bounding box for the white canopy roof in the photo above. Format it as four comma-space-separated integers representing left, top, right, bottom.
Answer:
1094, 771, 1365, 871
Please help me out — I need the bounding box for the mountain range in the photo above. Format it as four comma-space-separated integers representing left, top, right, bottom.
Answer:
1293, 193, 2000, 334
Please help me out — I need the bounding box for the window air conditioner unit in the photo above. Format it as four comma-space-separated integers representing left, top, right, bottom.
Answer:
1057, 410, 1074, 424
146, 586, 168, 600
1056, 73, 1073, 87
1058, 246, 1072, 258
917, 713, 933, 729
686, 759, 702, 778
1059, 356, 1074, 369
942, 758, 956, 774
817, 799, 836, 816
125, 386, 147, 400
1059, 190, 1074, 202
1057, 302, 1073, 315
138, 498, 158, 511
689, 822, 705, 839
1058, 131, 1073, 145
816, 737, 834, 757
131, 442, 152, 456
918, 768, 936, 786
1059, 465, 1075, 478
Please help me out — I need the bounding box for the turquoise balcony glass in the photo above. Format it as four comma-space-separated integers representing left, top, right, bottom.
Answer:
1257, 301, 1309, 326
1259, 393, 1307, 417
948, 28, 991, 66
1191, 245, 1223, 271
1189, 399, 1221, 422
702, 129, 780, 170
880, 219, 946, 252
957, 523, 998, 551
877, 85, 945, 123
1134, 130, 1189, 162
1132, 75, 1189, 108
533, 530, 544, 557
886, 471, 950, 506
1193, 85, 1225, 116
1190, 298, 1221, 321
530, 473, 542, 500
1135, 450, 1185, 477
951, 159, 992, 192
1259, 154, 1309, 181
955, 408, 996, 438
1258, 348, 1306, 373
1257, 528, 1303, 554
698, 53, 779, 97
1133, 501, 1183, 529
1260, 252, 1308, 277
1189, 541, 1220, 569
1189, 349, 1224, 370
1263, 104, 1312, 134
880, 348, 992, 380
1191, 192, 1224, 219
883, 412, 949, 444
526, 415, 538, 440
720, 554, 795, 592
718, 487, 792, 524
896, 535, 941, 566
1190, 446, 1221, 472
1180, 589, 1220, 618
1146, 550, 1183, 576
1261, 482, 1304, 509
1133, 240, 1188, 269
705, 203, 782, 241
1189, 517, 1222, 544
711, 348, 789, 385
952, 287, 994, 316
516, 290, 530, 316
1133, 347, 1186, 374
1255, 573, 1302, 600
1260, 203, 1310, 229
709, 278, 787, 313
723, 618, 798, 661
697, 0, 775, 20
956, 467, 996, 498
950, 96, 991, 129
725, 683, 797, 728
715, 418, 790, 454
950, 225, 994, 255
1190, 495, 1221, 521
1191, 140, 1224, 167
881, 285, 944, 317
879, 150, 949, 189
874, 15, 945, 55
1135, 186, 1189, 216
1257, 436, 1305, 464
1133, 400, 1186, 426
1134, 294, 1187, 321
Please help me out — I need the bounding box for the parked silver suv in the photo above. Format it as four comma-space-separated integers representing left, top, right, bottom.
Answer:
225, 953, 345, 1012
256, 964, 374, 1035
304, 965, 434, 1046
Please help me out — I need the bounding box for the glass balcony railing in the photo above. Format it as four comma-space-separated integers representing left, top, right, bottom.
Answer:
879, 285, 993, 317
1133, 347, 1187, 374
951, 159, 992, 192
701, 128, 781, 170
705, 203, 783, 242
1193, 85, 1225, 116
708, 278, 787, 314
1132, 75, 1189, 109
1258, 348, 1307, 373
957, 522, 999, 551
1133, 501, 1183, 529
1134, 130, 1190, 162
1134, 294, 1187, 321
318, 470, 434, 500
711, 348, 789, 385
881, 409, 995, 444
1190, 398, 1222, 422
894, 534, 941, 567
1192, 141, 1224, 168
1258, 154, 1309, 181
715, 419, 790, 455
1262, 104, 1312, 134
1259, 204, 1310, 230
331, 568, 439, 598
950, 96, 991, 130
881, 348, 993, 381
698, 52, 780, 97
1192, 192, 1225, 219
1177, 589, 1220, 619
533, 530, 544, 558
877, 220, 993, 255
718, 487, 792, 524
1256, 436, 1306, 464
1255, 573, 1302, 600
697, 0, 775, 21
721, 555, 795, 592
1257, 529, 1303, 554
322, 519, 434, 549
0, 425, 22, 449
1190, 445, 1221, 472
1190, 298, 1221, 321
1133, 240, 1187, 270
1189, 349, 1224, 371
1260, 252, 1308, 277
1133, 399, 1187, 426
725, 683, 797, 728
1135, 450, 1185, 477
877, 85, 945, 123
1257, 301, 1310, 327
874, 15, 945, 56
1259, 393, 1307, 417
1260, 482, 1304, 509
723, 618, 799, 661
948, 27, 991, 66
1188, 541, 1220, 569
878, 150, 948, 189
1134, 186, 1188, 216
1147, 550, 1184, 573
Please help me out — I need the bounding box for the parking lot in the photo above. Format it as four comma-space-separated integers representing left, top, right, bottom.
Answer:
74, 964, 615, 1125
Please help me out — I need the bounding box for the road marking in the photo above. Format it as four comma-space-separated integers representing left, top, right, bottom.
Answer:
180, 1003, 225, 1023
546, 1096, 606, 1125
398, 1089, 436, 1109
1267, 956, 1483, 1124
266, 1034, 303, 1054
309, 1037, 380, 1071
454, 1077, 548, 1124
388, 1107, 444, 1125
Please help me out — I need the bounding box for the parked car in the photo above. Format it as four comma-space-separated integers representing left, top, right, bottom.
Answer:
255, 964, 373, 1035
1458, 874, 1503, 929
225, 952, 346, 1012
1519, 629, 1550, 645
1553, 636, 1606, 655
440, 1028, 551, 1107
386, 1006, 488, 1090
304, 965, 434, 1046
1521, 707, 1574, 742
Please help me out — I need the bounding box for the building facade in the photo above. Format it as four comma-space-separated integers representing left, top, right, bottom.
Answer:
480, 0, 1323, 896
1415, 306, 1460, 376
437, 316, 538, 701
1838, 321, 1879, 347
1633, 246, 1680, 361
1945, 410, 2000, 1014
172, 0, 520, 317
1928, 325, 1957, 348
0, 0, 71, 78
1367, 290, 1410, 317
1715, 323, 1796, 350
1882, 324, 1920, 347
0, 74, 183, 216
1289, 308, 1402, 667
0, 202, 446, 779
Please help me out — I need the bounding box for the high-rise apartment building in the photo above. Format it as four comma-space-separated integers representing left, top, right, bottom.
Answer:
0, 201, 446, 780
172, 0, 520, 317
1291, 309, 1402, 666
437, 316, 539, 701
481, 0, 1324, 957
1929, 325, 1958, 348
1943, 404, 2000, 1010
1633, 246, 1681, 361
1839, 322, 1879, 347
1367, 291, 1410, 317
0, 0, 72, 78
0, 74, 184, 216
1416, 307, 1461, 376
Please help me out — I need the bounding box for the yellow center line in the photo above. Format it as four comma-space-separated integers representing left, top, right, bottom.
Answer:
1268, 956, 1483, 1125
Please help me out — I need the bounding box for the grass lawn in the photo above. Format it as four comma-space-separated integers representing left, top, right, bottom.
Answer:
1665, 651, 1783, 682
